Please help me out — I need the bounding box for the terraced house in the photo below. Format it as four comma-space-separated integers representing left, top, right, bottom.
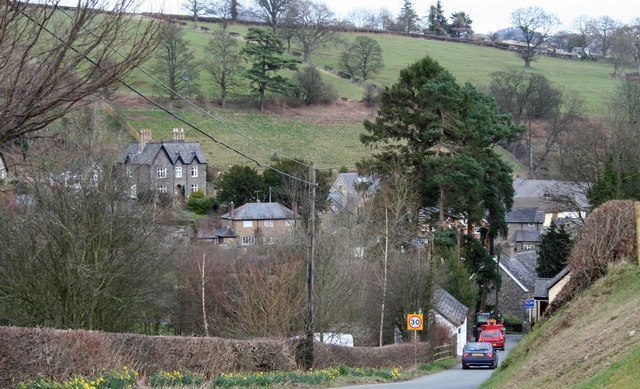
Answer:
119, 128, 207, 201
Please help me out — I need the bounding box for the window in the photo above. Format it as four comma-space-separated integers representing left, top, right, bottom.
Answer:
263, 220, 274, 227
243, 220, 253, 228
158, 185, 167, 193
175, 166, 182, 178
285, 220, 294, 227
130, 184, 137, 199
526, 223, 536, 229
190, 183, 198, 193
242, 236, 255, 245
157, 167, 167, 178
190, 166, 198, 177
126, 167, 132, 178
523, 244, 536, 250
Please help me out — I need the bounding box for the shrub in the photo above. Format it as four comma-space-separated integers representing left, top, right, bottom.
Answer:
187, 191, 218, 215
363, 84, 382, 107
294, 66, 338, 105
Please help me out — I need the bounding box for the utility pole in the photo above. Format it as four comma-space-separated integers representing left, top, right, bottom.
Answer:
304, 163, 316, 370
379, 207, 389, 347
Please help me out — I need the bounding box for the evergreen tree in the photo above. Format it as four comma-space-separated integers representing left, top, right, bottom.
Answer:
151, 24, 199, 99
587, 156, 640, 207
536, 224, 573, 278
215, 165, 267, 205
426, 0, 448, 36
448, 11, 473, 37
396, 0, 420, 33
243, 28, 299, 111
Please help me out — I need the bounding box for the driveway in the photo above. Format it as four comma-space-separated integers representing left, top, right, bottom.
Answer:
340, 334, 522, 389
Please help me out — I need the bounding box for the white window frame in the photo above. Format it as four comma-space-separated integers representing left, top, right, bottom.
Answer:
157, 167, 167, 178
190, 183, 198, 193
523, 244, 536, 250
191, 165, 198, 178
285, 220, 294, 227
526, 223, 536, 229
243, 220, 253, 228
242, 236, 255, 245
126, 167, 132, 178
175, 166, 183, 178
158, 184, 167, 193
130, 184, 137, 199
263, 220, 274, 227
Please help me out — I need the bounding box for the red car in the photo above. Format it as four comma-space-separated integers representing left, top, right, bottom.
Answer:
478, 329, 505, 351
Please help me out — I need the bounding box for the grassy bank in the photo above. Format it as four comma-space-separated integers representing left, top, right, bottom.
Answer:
481, 263, 640, 388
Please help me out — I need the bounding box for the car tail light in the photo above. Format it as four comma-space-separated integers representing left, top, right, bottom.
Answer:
487, 353, 493, 358
463, 352, 469, 357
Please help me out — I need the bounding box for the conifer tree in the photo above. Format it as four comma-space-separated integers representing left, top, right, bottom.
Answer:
536, 224, 573, 278
397, 0, 420, 33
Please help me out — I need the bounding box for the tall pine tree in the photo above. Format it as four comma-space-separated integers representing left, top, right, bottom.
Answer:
397, 0, 420, 33
426, 0, 448, 36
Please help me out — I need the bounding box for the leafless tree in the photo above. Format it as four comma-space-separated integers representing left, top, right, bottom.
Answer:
588, 16, 621, 56
207, 0, 241, 28
346, 7, 379, 29
182, 0, 207, 25
609, 26, 638, 78
254, 0, 292, 31
511, 6, 560, 67
0, 1, 161, 149
202, 29, 244, 107
288, 0, 337, 63
340, 36, 384, 81
572, 15, 593, 54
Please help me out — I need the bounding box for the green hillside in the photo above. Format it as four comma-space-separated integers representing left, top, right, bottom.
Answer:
119, 19, 619, 171
482, 262, 640, 388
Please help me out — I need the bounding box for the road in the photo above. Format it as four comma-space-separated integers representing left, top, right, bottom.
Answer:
341, 335, 522, 389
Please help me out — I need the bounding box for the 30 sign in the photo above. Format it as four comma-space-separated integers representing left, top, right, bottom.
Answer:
407, 313, 423, 331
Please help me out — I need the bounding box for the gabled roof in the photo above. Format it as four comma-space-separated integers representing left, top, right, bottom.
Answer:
547, 267, 570, 290
513, 178, 590, 210
533, 278, 552, 299
515, 230, 541, 243
433, 286, 469, 327
119, 141, 206, 165
505, 207, 545, 224
495, 250, 538, 292
330, 173, 379, 195
221, 202, 298, 220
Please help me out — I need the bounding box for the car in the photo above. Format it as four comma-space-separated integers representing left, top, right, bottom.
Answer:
478, 329, 505, 351
462, 342, 498, 369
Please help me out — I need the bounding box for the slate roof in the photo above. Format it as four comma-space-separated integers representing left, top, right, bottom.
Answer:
496, 250, 538, 292
119, 141, 207, 165
505, 207, 545, 224
513, 178, 590, 210
433, 286, 469, 327
533, 278, 552, 299
547, 267, 570, 289
197, 225, 237, 239
221, 202, 298, 220
328, 173, 379, 213
515, 230, 541, 242
330, 173, 380, 195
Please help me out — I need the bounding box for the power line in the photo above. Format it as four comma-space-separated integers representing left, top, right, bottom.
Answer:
20, 5, 316, 187
55, 4, 313, 171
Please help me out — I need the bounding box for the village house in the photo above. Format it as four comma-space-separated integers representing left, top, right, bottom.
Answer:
220, 202, 299, 245
492, 250, 538, 328
327, 172, 379, 214
118, 128, 207, 201
532, 267, 571, 322
433, 286, 469, 356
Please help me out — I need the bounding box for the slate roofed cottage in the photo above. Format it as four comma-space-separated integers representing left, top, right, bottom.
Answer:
221, 202, 300, 245
118, 128, 207, 201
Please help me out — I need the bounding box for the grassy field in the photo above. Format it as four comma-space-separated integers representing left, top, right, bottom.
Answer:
118, 19, 617, 171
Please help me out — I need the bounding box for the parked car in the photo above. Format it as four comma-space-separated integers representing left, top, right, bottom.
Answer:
462, 342, 498, 369
478, 329, 505, 351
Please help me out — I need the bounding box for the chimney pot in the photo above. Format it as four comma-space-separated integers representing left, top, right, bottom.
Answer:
230, 202, 235, 218
172, 127, 185, 141
139, 129, 152, 151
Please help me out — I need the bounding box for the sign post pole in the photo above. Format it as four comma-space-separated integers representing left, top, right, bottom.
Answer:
407, 313, 424, 367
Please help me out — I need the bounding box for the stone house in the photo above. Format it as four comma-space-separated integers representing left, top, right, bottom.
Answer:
220, 202, 299, 245
433, 286, 468, 356
328, 172, 379, 214
502, 207, 545, 255
492, 250, 538, 327
118, 128, 207, 200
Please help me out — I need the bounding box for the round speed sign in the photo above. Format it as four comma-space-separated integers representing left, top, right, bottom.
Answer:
407, 313, 423, 331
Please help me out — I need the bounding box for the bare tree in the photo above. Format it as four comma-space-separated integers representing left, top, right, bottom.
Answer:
288, 0, 336, 63
151, 23, 200, 100
182, 0, 207, 25
0, 1, 161, 149
572, 15, 593, 55
340, 36, 384, 81
346, 7, 379, 29
588, 16, 621, 56
202, 29, 244, 107
511, 6, 560, 67
254, 0, 292, 31
207, 0, 241, 29
609, 26, 637, 78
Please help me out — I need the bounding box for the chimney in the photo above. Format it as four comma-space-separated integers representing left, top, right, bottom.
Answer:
292, 202, 298, 217
229, 202, 235, 218
139, 128, 152, 151
172, 127, 185, 141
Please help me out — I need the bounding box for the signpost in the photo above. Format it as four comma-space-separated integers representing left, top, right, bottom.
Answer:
525, 299, 535, 322
407, 313, 423, 367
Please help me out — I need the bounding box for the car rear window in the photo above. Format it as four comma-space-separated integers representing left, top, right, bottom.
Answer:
466, 343, 491, 351
482, 330, 501, 337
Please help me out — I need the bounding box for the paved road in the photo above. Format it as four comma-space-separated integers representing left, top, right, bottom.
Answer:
342, 335, 522, 389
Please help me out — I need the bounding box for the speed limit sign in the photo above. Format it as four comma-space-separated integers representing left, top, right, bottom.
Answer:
407, 313, 423, 331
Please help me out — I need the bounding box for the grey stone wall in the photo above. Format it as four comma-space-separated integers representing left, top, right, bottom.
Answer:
493, 267, 533, 325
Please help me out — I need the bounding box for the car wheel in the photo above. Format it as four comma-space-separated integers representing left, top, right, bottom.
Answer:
462, 364, 469, 370
492, 362, 497, 369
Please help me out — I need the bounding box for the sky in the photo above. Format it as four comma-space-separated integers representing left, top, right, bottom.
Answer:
71, 0, 640, 34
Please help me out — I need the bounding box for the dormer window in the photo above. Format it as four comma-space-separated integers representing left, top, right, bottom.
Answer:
191, 166, 198, 178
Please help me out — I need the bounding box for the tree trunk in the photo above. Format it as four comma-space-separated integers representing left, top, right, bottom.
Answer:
200, 253, 209, 337
379, 208, 389, 347
303, 46, 312, 64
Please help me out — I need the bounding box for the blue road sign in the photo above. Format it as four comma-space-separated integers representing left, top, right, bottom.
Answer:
524, 299, 535, 308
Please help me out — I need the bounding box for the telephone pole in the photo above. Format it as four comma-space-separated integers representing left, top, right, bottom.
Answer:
304, 163, 317, 370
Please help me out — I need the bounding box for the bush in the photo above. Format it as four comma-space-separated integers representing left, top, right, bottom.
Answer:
294, 66, 337, 105
363, 84, 382, 107
502, 313, 522, 325
187, 191, 218, 215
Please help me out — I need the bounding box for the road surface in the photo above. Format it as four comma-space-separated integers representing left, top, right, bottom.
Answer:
341, 334, 522, 389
